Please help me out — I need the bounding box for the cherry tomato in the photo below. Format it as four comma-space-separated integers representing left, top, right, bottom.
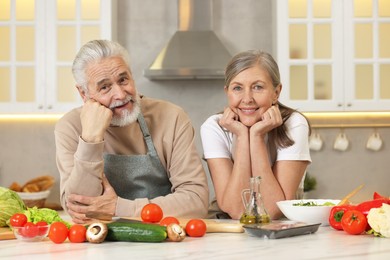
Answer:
49, 222, 69, 244
159, 216, 180, 227
141, 203, 163, 223
23, 222, 39, 238
68, 224, 87, 243
9, 213, 28, 227
341, 210, 367, 235
35, 221, 49, 236
185, 219, 207, 237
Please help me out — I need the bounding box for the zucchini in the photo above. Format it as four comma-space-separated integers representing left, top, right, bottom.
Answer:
105, 222, 167, 242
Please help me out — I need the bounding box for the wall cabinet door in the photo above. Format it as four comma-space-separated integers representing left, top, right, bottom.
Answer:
276, 0, 390, 112
0, 0, 114, 114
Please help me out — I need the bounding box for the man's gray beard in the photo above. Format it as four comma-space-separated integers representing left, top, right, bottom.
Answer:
110, 97, 141, 127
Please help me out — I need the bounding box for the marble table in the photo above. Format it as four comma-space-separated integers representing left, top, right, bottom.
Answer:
1, 221, 390, 260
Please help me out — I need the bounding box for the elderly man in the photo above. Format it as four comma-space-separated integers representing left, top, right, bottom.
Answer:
55, 39, 209, 223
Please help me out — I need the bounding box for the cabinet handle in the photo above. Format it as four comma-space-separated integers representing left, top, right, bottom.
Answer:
47, 105, 53, 109
347, 103, 352, 107
337, 103, 343, 107
38, 105, 43, 109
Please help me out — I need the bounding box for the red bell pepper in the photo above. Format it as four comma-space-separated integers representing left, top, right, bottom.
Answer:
329, 204, 356, 231
373, 191, 388, 200
355, 198, 390, 215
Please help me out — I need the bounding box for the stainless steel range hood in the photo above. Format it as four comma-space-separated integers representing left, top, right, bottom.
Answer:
144, 0, 232, 80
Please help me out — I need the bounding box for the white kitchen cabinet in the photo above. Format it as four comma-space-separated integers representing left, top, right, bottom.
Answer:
276, 0, 390, 112
0, 0, 115, 113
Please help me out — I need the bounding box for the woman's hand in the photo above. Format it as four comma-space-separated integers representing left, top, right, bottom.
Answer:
66, 175, 118, 224
219, 107, 248, 136
250, 104, 282, 137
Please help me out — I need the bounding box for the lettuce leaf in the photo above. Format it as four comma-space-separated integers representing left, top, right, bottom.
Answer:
23, 207, 71, 228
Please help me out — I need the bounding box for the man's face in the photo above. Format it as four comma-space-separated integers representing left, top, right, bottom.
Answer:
80, 56, 140, 126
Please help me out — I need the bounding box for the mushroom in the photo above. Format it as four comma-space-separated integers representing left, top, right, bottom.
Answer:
86, 222, 108, 243
166, 223, 186, 242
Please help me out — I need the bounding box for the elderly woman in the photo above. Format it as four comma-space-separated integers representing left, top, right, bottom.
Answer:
201, 50, 311, 220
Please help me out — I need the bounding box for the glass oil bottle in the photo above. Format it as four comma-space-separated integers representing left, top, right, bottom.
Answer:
239, 176, 270, 224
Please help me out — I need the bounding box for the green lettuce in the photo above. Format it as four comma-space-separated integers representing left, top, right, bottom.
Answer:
0, 186, 26, 227
23, 207, 71, 228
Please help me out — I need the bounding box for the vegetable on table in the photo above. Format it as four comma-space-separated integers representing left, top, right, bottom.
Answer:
23, 207, 71, 228
159, 216, 180, 227
185, 219, 207, 237
367, 203, 390, 238
105, 222, 168, 242
9, 213, 28, 227
355, 198, 390, 216
341, 210, 367, 235
68, 224, 87, 243
48, 221, 69, 244
141, 203, 163, 223
329, 204, 356, 231
0, 187, 26, 227
166, 223, 186, 242
86, 222, 108, 243
373, 192, 389, 200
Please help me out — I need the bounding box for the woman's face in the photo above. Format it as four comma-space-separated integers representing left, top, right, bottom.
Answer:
225, 66, 281, 127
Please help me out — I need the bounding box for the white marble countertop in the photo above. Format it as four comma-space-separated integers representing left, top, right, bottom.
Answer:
1, 221, 390, 260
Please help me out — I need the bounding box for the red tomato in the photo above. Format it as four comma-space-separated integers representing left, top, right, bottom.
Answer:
341, 210, 367, 235
159, 216, 180, 227
49, 222, 69, 244
36, 221, 49, 236
68, 224, 87, 243
185, 219, 207, 237
23, 222, 39, 238
141, 203, 163, 223
9, 213, 27, 227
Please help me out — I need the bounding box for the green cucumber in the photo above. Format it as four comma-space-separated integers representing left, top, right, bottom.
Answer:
105, 222, 167, 242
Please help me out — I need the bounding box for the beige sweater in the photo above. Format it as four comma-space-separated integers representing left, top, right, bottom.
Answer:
55, 96, 209, 218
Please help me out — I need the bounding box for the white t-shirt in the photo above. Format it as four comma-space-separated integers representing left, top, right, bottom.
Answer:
200, 112, 311, 165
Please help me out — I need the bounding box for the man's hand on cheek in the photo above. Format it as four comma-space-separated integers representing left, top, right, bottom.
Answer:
80, 100, 113, 143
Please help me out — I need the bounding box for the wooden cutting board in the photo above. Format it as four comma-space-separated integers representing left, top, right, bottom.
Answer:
85, 213, 245, 233
0, 227, 15, 240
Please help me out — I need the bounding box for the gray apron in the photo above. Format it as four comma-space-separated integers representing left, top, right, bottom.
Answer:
103, 113, 172, 200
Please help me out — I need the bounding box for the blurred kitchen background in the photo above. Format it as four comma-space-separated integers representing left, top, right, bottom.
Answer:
0, 0, 389, 206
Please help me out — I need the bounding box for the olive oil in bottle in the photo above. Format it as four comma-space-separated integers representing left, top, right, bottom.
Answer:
239, 176, 270, 224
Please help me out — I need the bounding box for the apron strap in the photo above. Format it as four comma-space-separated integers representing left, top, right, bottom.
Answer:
137, 113, 157, 156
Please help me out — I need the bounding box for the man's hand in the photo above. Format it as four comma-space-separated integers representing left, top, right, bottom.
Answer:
66, 175, 118, 224
80, 99, 113, 143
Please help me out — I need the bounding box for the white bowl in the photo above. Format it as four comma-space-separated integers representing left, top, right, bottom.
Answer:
276, 199, 340, 226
